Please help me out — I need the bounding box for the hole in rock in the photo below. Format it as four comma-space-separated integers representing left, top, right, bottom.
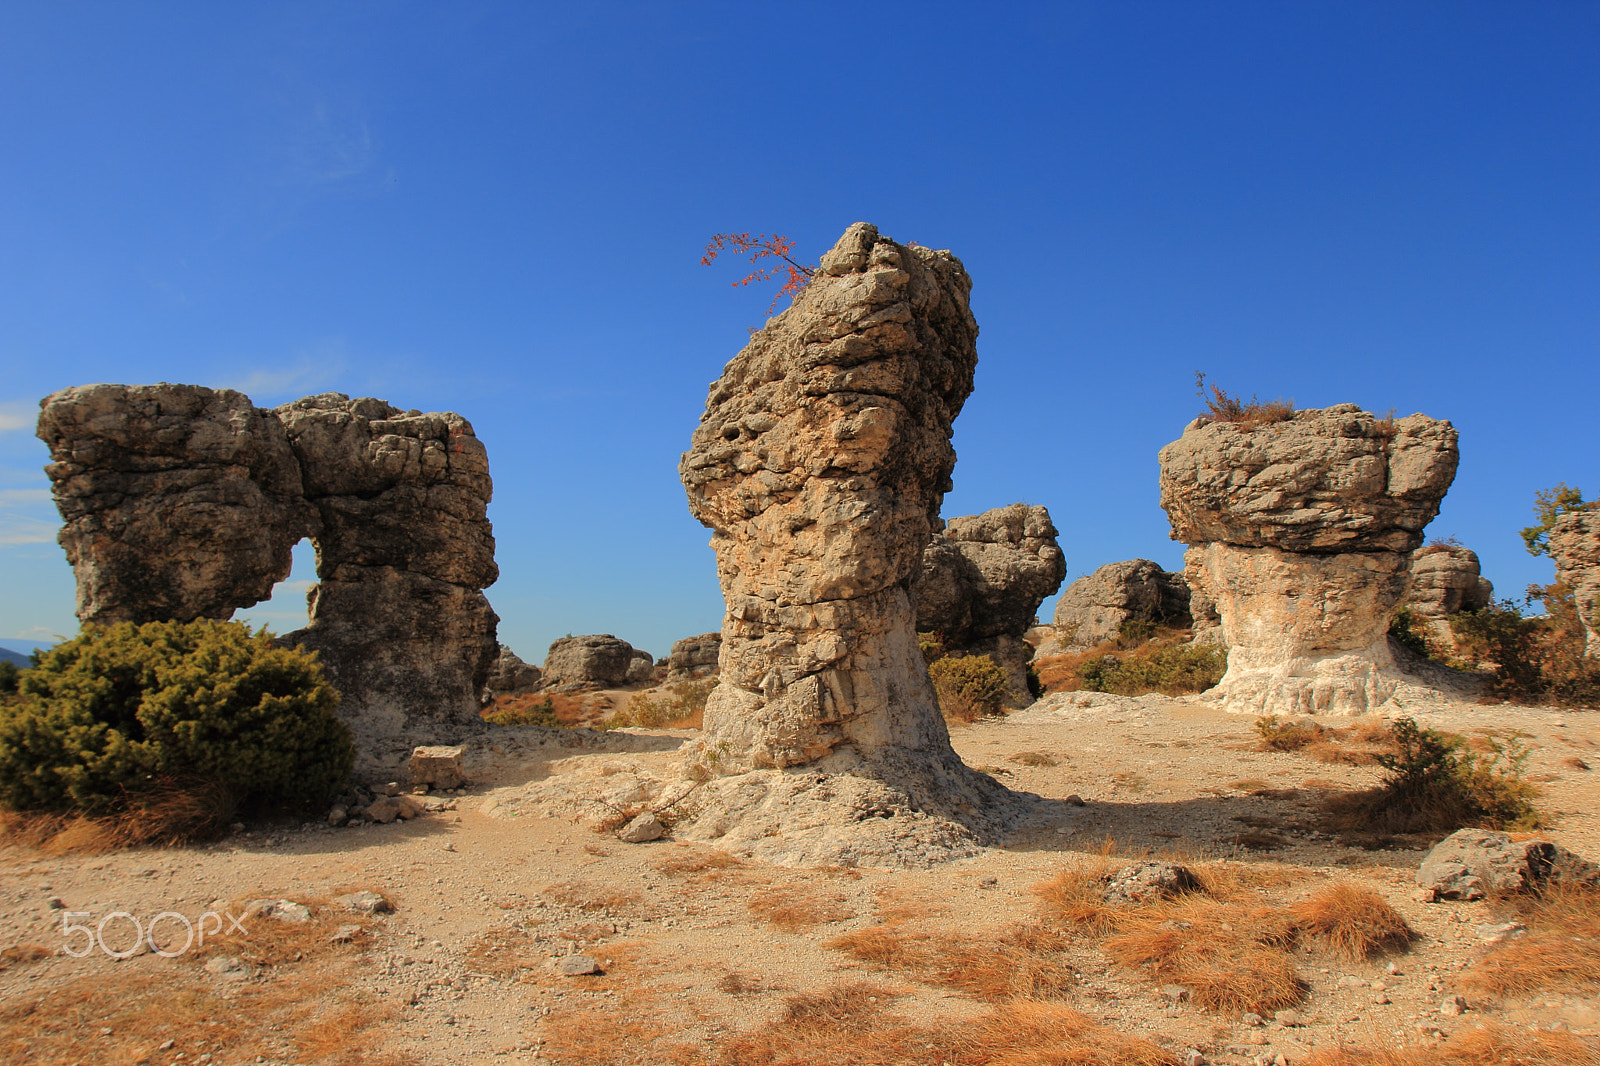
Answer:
234, 538, 316, 635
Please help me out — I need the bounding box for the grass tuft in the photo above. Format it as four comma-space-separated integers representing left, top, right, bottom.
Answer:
1289, 883, 1415, 960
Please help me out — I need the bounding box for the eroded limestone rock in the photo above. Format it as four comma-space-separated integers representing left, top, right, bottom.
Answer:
542, 634, 637, 690
1050, 559, 1192, 648
667, 632, 721, 680
37, 385, 499, 773
1550, 511, 1600, 659
275, 395, 498, 767
487, 645, 542, 694
36, 384, 310, 625
1403, 544, 1493, 645
914, 503, 1065, 703
1159, 405, 1459, 714
677, 222, 1019, 861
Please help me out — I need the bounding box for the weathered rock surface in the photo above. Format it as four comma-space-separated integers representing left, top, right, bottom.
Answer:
36, 384, 310, 626
1102, 861, 1199, 904
1417, 828, 1597, 900
915, 504, 1066, 646
36, 385, 500, 773
1402, 544, 1493, 647
542, 635, 637, 690
625, 649, 655, 684
487, 645, 542, 694
1051, 559, 1192, 648
914, 503, 1064, 705
409, 745, 466, 790
1550, 511, 1600, 659
677, 222, 1021, 862
667, 632, 721, 680
1159, 405, 1459, 715
275, 394, 499, 768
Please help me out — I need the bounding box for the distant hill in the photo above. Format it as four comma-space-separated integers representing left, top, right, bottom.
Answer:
0, 648, 31, 668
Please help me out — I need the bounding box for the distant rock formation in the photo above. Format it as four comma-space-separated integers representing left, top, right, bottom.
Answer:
36, 383, 500, 772
1051, 559, 1192, 648
667, 632, 721, 680
1159, 404, 1458, 715
914, 503, 1065, 703
487, 645, 542, 695
1402, 544, 1493, 644
1550, 512, 1600, 659
678, 222, 1018, 864
541, 634, 638, 690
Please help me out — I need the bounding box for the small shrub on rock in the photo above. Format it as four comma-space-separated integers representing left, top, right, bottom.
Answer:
0, 620, 352, 822
929, 654, 1010, 723
1194, 371, 1294, 429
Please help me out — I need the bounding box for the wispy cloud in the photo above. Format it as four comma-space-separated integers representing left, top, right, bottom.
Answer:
217, 342, 349, 402
0, 489, 51, 504
0, 402, 36, 435
0, 485, 57, 544
4, 626, 67, 645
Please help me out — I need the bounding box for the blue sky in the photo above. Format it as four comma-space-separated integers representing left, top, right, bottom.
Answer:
1, 2, 1596, 661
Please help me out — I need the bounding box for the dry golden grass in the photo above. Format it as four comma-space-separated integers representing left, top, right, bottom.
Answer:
544, 880, 642, 914
748, 886, 854, 931
704, 983, 1180, 1066
653, 845, 743, 876
1303, 1022, 1599, 1065
0, 892, 409, 1066
0, 781, 235, 854
1289, 883, 1415, 960
1007, 751, 1058, 767
827, 922, 1076, 1002
1458, 879, 1600, 999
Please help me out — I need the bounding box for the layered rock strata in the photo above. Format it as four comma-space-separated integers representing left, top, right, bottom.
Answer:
487, 645, 543, 694
677, 222, 1018, 862
667, 633, 721, 680
1402, 544, 1493, 646
1050, 559, 1192, 648
914, 503, 1065, 703
1159, 404, 1459, 714
1549, 511, 1600, 659
37, 384, 499, 771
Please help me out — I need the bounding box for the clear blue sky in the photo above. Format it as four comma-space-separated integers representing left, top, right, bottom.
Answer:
2, 2, 1596, 661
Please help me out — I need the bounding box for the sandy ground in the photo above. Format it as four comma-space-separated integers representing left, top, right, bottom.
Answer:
2, 692, 1596, 1066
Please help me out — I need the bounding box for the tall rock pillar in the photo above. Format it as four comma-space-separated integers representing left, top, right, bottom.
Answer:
677, 223, 1016, 865
1549, 512, 1600, 659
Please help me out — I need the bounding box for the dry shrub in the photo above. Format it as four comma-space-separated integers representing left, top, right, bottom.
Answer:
484, 691, 589, 726
544, 881, 641, 914
1195, 372, 1295, 429
1289, 883, 1414, 960
748, 886, 853, 931
710, 983, 1178, 1066
0, 779, 237, 854
1457, 879, 1600, 999
1303, 1022, 1599, 1065
1032, 855, 1125, 936
1256, 714, 1391, 766
827, 923, 1076, 1002
1100, 897, 1304, 1014
653, 845, 743, 879
1230, 831, 1286, 851
604, 680, 712, 731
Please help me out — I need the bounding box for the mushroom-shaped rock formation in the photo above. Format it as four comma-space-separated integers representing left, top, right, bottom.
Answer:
914, 503, 1065, 703
1159, 404, 1459, 714
36, 385, 499, 773
1550, 512, 1600, 659
677, 222, 1022, 865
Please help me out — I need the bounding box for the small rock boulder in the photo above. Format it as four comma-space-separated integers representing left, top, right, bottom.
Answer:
1416, 828, 1596, 900
409, 745, 466, 791
1102, 861, 1199, 904
667, 633, 721, 680
203, 955, 251, 979
543, 634, 636, 688
243, 899, 311, 923
366, 797, 403, 824
335, 890, 393, 914
558, 954, 602, 976
617, 812, 666, 843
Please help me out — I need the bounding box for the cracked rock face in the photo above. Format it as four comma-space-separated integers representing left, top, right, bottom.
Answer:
1159, 405, 1458, 714
677, 223, 1020, 860
37, 385, 499, 772
541, 634, 638, 689
36, 384, 311, 626
1550, 511, 1600, 659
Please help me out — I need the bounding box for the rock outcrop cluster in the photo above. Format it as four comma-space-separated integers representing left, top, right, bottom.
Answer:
1050, 559, 1192, 648
1549, 511, 1600, 659
36, 383, 500, 771
914, 503, 1065, 702
677, 222, 1018, 862
1159, 404, 1459, 715
541, 634, 639, 690
487, 645, 542, 695
1402, 544, 1492, 644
